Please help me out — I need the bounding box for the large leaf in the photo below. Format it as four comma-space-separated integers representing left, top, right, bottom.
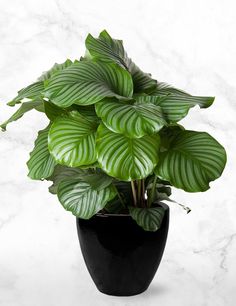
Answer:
7, 82, 44, 106
57, 175, 117, 219
48, 111, 98, 167
129, 206, 165, 231
38, 59, 73, 81
44, 61, 133, 107
85, 30, 157, 93
95, 100, 166, 138
135, 95, 214, 122
0, 100, 43, 131
155, 130, 227, 192
27, 125, 56, 180
96, 124, 160, 181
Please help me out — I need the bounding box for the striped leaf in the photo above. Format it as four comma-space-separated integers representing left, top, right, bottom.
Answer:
85, 30, 157, 93
135, 94, 214, 122
95, 100, 166, 138
7, 60, 73, 107
7, 82, 44, 106
152, 82, 191, 97
0, 100, 43, 131
96, 124, 160, 181
57, 176, 117, 219
38, 59, 73, 81
48, 111, 98, 167
27, 125, 56, 180
44, 61, 133, 108
47, 165, 90, 194
44, 101, 67, 121
129, 206, 165, 231
155, 130, 227, 192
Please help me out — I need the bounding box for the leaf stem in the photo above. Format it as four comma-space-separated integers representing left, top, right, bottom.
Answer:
137, 180, 141, 205
131, 180, 137, 207
148, 175, 158, 207
142, 179, 146, 208
114, 186, 126, 208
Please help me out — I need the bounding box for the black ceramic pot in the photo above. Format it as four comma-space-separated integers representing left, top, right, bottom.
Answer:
76, 202, 169, 296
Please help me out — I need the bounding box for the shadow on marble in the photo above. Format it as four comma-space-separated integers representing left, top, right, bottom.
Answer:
143, 283, 169, 297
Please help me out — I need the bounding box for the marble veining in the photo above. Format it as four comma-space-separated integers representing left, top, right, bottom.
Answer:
0, 0, 236, 305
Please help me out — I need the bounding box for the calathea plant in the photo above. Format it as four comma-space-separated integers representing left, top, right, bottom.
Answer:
1, 30, 226, 232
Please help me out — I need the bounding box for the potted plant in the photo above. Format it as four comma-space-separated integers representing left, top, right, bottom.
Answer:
1, 30, 226, 296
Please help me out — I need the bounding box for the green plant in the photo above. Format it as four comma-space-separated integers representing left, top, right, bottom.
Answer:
1, 30, 227, 231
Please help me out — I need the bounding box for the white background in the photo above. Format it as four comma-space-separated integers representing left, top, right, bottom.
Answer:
0, 0, 236, 305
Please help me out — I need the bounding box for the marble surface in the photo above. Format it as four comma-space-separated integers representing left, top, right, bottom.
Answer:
0, 0, 236, 305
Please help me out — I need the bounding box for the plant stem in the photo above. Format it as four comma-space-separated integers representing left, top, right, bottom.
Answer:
137, 180, 141, 205
131, 180, 137, 207
115, 186, 126, 208
142, 179, 146, 207
148, 175, 158, 207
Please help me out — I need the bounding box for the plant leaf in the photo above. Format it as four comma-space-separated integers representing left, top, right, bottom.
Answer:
38, 59, 73, 81
48, 111, 98, 167
44, 101, 67, 121
1, 100, 43, 131
129, 206, 165, 231
85, 30, 157, 93
95, 100, 166, 138
135, 94, 214, 122
44, 61, 133, 107
7, 82, 44, 106
96, 124, 160, 181
7, 60, 73, 107
27, 125, 56, 180
46, 165, 90, 194
73, 105, 100, 123
152, 82, 214, 108
152, 82, 191, 97
155, 130, 227, 192
57, 175, 117, 219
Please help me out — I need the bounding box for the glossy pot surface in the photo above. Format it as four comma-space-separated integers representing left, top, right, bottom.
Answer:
76, 203, 169, 296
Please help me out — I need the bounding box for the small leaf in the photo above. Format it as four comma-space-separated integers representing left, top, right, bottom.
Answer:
95, 100, 166, 138
48, 111, 98, 167
96, 124, 160, 181
27, 125, 57, 180
129, 206, 165, 231
44, 61, 133, 108
1, 100, 43, 131
135, 94, 214, 122
7, 82, 44, 106
38, 59, 73, 81
44, 101, 67, 121
155, 130, 227, 192
47, 165, 90, 194
57, 175, 117, 219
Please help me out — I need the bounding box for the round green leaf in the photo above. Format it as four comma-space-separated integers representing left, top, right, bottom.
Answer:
44, 61, 133, 107
155, 130, 227, 192
48, 112, 98, 167
96, 124, 160, 181
57, 176, 117, 219
129, 206, 165, 231
27, 125, 56, 180
95, 100, 166, 138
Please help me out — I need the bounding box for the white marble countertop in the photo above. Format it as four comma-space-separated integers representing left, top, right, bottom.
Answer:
0, 0, 236, 305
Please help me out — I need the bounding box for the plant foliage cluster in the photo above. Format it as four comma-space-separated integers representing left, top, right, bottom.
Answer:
1, 30, 227, 231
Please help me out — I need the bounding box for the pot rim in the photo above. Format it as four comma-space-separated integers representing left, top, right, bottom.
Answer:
95, 202, 169, 218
